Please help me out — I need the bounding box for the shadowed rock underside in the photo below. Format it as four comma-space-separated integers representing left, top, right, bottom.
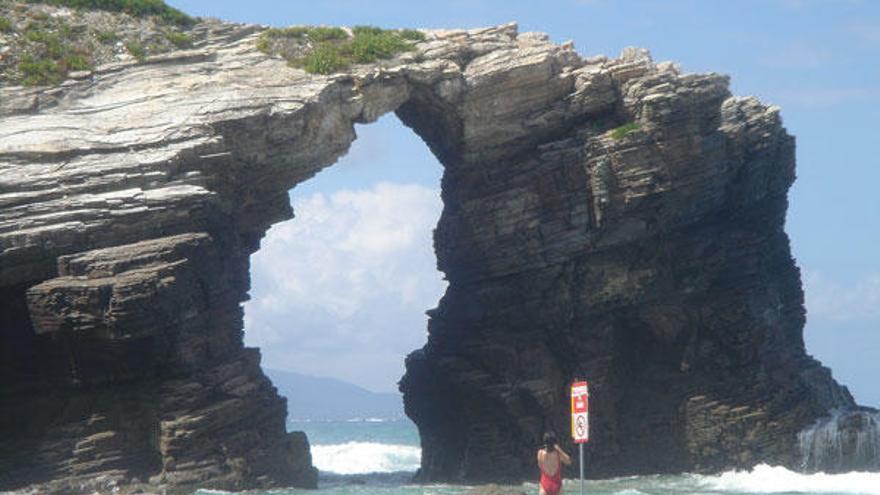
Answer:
0, 7, 861, 494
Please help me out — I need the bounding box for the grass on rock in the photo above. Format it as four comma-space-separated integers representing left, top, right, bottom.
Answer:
2, 0, 202, 85
124, 40, 146, 61
303, 44, 346, 74
25, 0, 193, 25
306, 26, 347, 42
610, 122, 641, 139
164, 30, 192, 48
399, 29, 424, 41
15, 20, 94, 85
95, 30, 118, 43
257, 24, 426, 75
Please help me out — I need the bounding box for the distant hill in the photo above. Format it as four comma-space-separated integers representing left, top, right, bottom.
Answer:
263, 368, 404, 421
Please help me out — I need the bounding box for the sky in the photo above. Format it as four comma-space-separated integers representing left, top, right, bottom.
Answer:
168, 0, 878, 402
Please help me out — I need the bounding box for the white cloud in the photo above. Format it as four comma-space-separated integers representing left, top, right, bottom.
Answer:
243, 182, 446, 392
803, 271, 880, 321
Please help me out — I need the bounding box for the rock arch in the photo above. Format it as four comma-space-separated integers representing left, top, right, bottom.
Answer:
0, 20, 857, 494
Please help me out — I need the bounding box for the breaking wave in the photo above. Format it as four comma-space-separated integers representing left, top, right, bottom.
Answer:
192, 462, 880, 495
551, 464, 880, 495
311, 442, 421, 475
696, 463, 880, 494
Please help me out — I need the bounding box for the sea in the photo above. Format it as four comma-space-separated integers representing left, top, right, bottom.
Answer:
194, 418, 880, 495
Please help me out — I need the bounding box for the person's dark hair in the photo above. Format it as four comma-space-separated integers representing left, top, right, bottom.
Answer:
542, 431, 557, 451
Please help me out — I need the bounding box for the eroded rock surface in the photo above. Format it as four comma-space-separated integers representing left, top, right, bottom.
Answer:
0, 8, 860, 494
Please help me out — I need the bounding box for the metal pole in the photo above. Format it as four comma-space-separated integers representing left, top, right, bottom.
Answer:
579, 442, 584, 495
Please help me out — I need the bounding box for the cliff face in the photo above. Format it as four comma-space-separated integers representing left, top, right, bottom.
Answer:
0, 8, 858, 494
398, 48, 857, 480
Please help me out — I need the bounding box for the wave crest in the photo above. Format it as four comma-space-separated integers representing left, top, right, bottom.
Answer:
698, 464, 880, 494
311, 442, 421, 475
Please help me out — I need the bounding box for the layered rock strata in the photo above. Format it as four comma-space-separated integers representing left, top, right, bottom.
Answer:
398, 45, 857, 480
0, 9, 862, 494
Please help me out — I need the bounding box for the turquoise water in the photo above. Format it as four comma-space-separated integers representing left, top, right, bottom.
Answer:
291, 418, 420, 447
291, 419, 421, 475
195, 419, 880, 495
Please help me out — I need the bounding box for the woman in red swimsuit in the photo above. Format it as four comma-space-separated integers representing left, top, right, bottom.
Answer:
537, 431, 572, 495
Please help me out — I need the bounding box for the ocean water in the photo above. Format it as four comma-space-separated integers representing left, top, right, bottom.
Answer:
194, 418, 880, 495
298, 419, 421, 475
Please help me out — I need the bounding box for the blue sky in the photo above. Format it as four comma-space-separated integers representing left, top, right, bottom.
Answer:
168, 0, 879, 403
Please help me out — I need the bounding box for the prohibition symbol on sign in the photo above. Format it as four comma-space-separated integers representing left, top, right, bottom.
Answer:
571, 380, 589, 443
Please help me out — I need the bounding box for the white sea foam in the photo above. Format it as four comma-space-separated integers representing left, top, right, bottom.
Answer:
698, 463, 880, 494
311, 442, 421, 474
186, 461, 880, 495
344, 417, 396, 423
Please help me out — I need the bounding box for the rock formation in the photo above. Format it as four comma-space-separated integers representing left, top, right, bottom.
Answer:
395, 41, 860, 481
798, 409, 880, 472
0, 4, 867, 493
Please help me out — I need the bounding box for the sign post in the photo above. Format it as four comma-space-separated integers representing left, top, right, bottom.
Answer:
571, 380, 589, 495
579, 443, 584, 495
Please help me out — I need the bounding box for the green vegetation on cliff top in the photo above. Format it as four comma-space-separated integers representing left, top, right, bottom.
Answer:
257, 24, 426, 75
2, 3, 422, 85
1, 0, 198, 86
25, 0, 193, 25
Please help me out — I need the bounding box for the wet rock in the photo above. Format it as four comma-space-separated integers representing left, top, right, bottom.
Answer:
799, 408, 880, 472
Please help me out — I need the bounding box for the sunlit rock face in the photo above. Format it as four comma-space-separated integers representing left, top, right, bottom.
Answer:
397, 44, 858, 481
0, 10, 860, 495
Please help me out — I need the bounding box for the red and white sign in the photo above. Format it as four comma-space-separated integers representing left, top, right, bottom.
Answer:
571, 381, 589, 443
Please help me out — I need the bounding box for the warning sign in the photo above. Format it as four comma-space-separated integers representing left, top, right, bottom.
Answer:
571, 381, 589, 444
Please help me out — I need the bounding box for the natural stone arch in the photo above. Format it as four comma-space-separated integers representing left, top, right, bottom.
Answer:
0, 19, 861, 494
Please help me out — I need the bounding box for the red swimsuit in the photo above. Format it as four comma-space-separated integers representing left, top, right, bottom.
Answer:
539, 455, 563, 495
